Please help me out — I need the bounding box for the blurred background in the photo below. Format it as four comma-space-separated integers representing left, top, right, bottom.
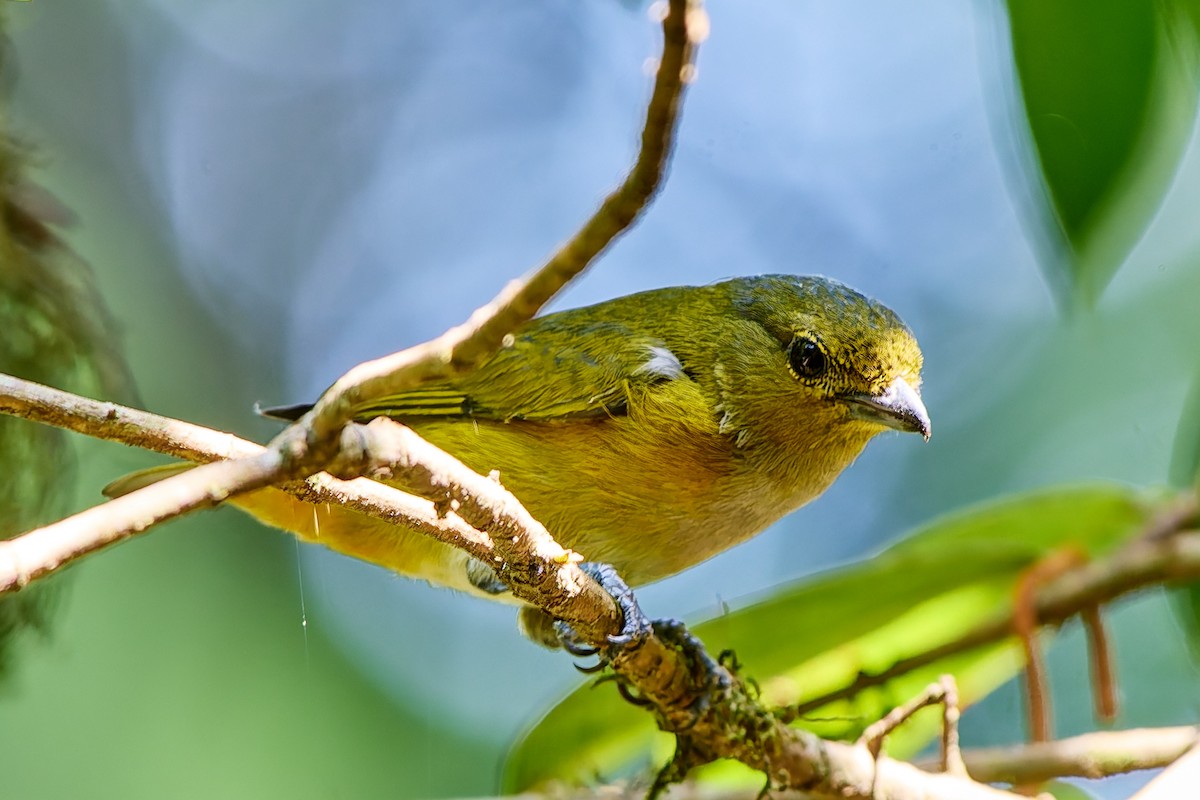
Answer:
2, 1, 1199, 797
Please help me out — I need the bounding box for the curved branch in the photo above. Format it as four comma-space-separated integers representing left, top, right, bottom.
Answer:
0, 372, 487, 539
300, 0, 702, 443
0, 451, 284, 589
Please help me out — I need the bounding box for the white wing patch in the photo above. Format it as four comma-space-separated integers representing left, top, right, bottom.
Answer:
635, 345, 685, 379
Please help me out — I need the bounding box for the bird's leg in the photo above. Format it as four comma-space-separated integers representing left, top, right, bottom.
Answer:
465, 556, 510, 595
517, 605, 584, 651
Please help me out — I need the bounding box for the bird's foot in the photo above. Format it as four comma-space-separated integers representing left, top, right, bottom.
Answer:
556, 562, 654, 652
517, 561, 652, 661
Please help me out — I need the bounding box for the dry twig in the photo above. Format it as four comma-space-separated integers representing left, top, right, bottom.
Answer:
858, 675, 967, 776
1014, 549, 1086, 743
0, 376, 496, 591
297, 0, 704, 445
926, 726, 1200, 786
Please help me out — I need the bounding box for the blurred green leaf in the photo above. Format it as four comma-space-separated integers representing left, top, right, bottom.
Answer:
1168, 364, 1200, 662
1169, 364, 1200, 490
1006, 0, 1200, 304
0, 131, 136, 673
504, 484, 1159, 791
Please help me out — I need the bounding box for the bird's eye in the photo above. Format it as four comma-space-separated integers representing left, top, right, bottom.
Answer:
788, 337, 826, 380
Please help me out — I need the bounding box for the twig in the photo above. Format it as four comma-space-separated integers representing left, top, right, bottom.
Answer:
857, 675, 966, 776
0, 375, 493, 592
786, 516, 1200, 721
332, 417, 619, 636
1139, 493, 1199, 542
939, 675, 967, 776
0, 451, 285, 589
299, 0, 703, 445
920, 726, 1200, 786
1013, 549, 1085, 742
854, 676, 967, 796
1081, 605, 1117, 722
0, 371, 260, 463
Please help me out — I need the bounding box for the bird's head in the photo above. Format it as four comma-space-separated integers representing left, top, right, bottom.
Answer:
712, 275, 928, 490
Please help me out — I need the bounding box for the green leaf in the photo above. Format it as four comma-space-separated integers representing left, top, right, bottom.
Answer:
0, 135, 136, 675
1169, 363, 1200, 490
1005, 0, 1200, 304
1168, 364, 1200, 662
504, 484, 1158, 791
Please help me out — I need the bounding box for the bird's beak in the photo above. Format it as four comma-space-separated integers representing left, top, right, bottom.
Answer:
845, 377, 931, 441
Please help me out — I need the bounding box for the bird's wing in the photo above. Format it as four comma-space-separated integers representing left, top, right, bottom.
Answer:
351, 317, 689, 423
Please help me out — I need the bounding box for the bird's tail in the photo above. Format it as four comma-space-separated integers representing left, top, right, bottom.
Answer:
102, 463, 194, 498
256, 402, 312, 421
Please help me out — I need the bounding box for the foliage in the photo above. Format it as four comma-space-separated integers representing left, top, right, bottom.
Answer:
1005, 0, 1200, 305
0, 130, 135, 672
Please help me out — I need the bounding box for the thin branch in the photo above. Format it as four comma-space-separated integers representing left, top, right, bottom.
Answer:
1082, 604, 1117, 722
788, 520, 1200, 720
0, 374, 494, 566
0, 451, 285, 590
0, 371, 259, 462
857, 675, 966, 776
299, 0, 702, 443
1014, 549, 1085, 743
919, 726, 1200, 786
332, 418, 621, 637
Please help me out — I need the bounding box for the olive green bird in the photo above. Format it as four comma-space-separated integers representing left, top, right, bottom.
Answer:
109, 275, 928, 623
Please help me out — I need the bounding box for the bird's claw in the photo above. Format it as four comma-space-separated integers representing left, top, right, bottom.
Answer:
553, 561, 653, 657
552, 625, 601, 658
542, 564, 730, 728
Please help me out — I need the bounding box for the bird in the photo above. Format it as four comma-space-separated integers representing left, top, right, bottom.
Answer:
107, 274, 928, 641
